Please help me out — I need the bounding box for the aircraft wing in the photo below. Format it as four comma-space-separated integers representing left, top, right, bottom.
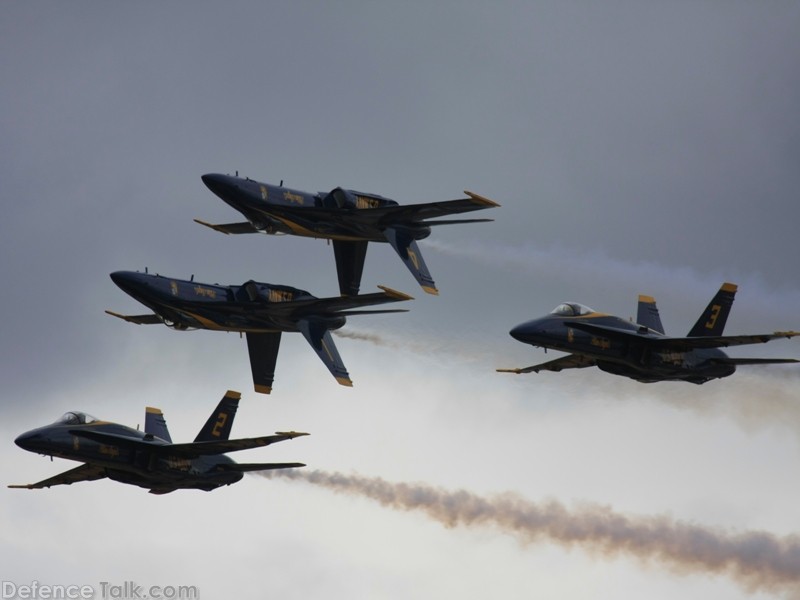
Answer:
568, 321, 800, 349
165, 432, 309, 457
215, 462, 305, 472
8, 463, 107, 489
497, 353, 596, 374
194, 218, 261, 234
289, 286, 414, 316
374, 191, 500, 225
105, 310, 163, 325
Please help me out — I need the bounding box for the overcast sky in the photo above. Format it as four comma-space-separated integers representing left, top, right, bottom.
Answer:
2, 3, 800, 599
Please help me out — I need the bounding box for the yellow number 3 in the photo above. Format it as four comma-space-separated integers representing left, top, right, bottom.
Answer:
705, 305, 721, 330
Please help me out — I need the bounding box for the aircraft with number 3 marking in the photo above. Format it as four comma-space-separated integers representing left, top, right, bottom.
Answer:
107, 270, 412, 394
196, 173, 499, 296
498, 283, 799, 384
9, 390, 307, 494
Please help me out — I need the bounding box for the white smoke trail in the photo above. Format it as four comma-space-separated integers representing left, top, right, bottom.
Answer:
422, 238, 800, 321
264, 469, 800, 596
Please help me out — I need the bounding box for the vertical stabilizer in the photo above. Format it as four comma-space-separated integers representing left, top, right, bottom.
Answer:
194, 390, 240, 442
687, 283, 737, 337
636, 295, 665, 334
145, 407, 172, 442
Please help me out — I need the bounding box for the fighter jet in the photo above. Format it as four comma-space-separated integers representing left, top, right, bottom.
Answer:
196, 173, 500, 296
9, 390, 307, 494
498, 283, 799, 384
107, 270, 411, 393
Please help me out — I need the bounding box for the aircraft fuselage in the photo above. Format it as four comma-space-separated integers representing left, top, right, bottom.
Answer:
201, 173, 429, 243
15, 422, 241, 492
511, 313, 735, 384
110, 271, 346, 334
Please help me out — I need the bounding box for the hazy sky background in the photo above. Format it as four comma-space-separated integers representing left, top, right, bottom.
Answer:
2, 3, 800, 599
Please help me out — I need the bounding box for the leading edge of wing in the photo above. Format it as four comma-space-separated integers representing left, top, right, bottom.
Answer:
105, 310, 163, 325
8, 463, 108, 490
497, 353, 596, 374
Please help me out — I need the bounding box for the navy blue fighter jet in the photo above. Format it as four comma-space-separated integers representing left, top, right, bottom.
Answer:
9, 390, 307, 494
107, 271, 412, 393
499, 283, 799, 384
196, 173, 499, 296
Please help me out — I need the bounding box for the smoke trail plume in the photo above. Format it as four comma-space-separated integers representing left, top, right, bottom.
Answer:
264, 469, 800, 596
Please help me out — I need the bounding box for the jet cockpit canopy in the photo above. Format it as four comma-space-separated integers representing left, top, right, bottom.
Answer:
551, 302, 594, 317
56, 411, 99, 425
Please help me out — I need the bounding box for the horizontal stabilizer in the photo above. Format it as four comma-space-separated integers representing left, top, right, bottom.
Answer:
419, 218, 494, 226
710, 357, 800, 366
105, 310, 163, 325
215, 462, 306, 472
337, 309, 409, 316
497, 353, 596, 374
194, 218, 260, 234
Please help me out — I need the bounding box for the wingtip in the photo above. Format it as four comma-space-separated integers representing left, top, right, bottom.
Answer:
377, 285, 415, 301
496, 368, 522, 374
224, 390, 242, 399
275, 431, 310, 438
336, 377, 354, 387
254, 384, 273, 395
464, 190, 501, 207
422, 285, 440, 296
721, 282, 738, 293
193, 218, 230, 234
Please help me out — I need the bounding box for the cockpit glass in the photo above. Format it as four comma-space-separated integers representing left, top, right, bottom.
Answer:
550, 302, 594, 316
57, 411, 98, 425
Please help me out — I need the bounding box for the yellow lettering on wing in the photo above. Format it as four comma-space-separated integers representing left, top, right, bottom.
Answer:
284, 191, 304, 205
268, 289, 294, 303
356, 196, 380, 209
99, 444, 119, 458
260, 185, 268, 200
166, 457, 191, 470
591, 337, 610, 350
193, 286, 217, 299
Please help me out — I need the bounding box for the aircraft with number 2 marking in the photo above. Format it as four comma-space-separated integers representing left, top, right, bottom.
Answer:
196, 173, 499, 296
498, 283, 799, 384
107, 270, 412, 394
9, 390, 307, 494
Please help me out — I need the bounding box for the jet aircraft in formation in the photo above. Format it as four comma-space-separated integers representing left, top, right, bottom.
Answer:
196, 173, 499, 296
107, 270, 412, 394
499, 283, 799, 384
9, 391, 307, 494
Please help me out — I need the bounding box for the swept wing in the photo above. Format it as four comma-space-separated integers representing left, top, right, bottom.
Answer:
9, 463, 107, 489
497, 354, 596, 374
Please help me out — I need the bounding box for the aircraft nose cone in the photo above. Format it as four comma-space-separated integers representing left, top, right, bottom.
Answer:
15, 430, 45, 452
510, 323, 529, 342
509, 319, 545, 343
110, 271, 143, 293
201, 173, 237, 197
